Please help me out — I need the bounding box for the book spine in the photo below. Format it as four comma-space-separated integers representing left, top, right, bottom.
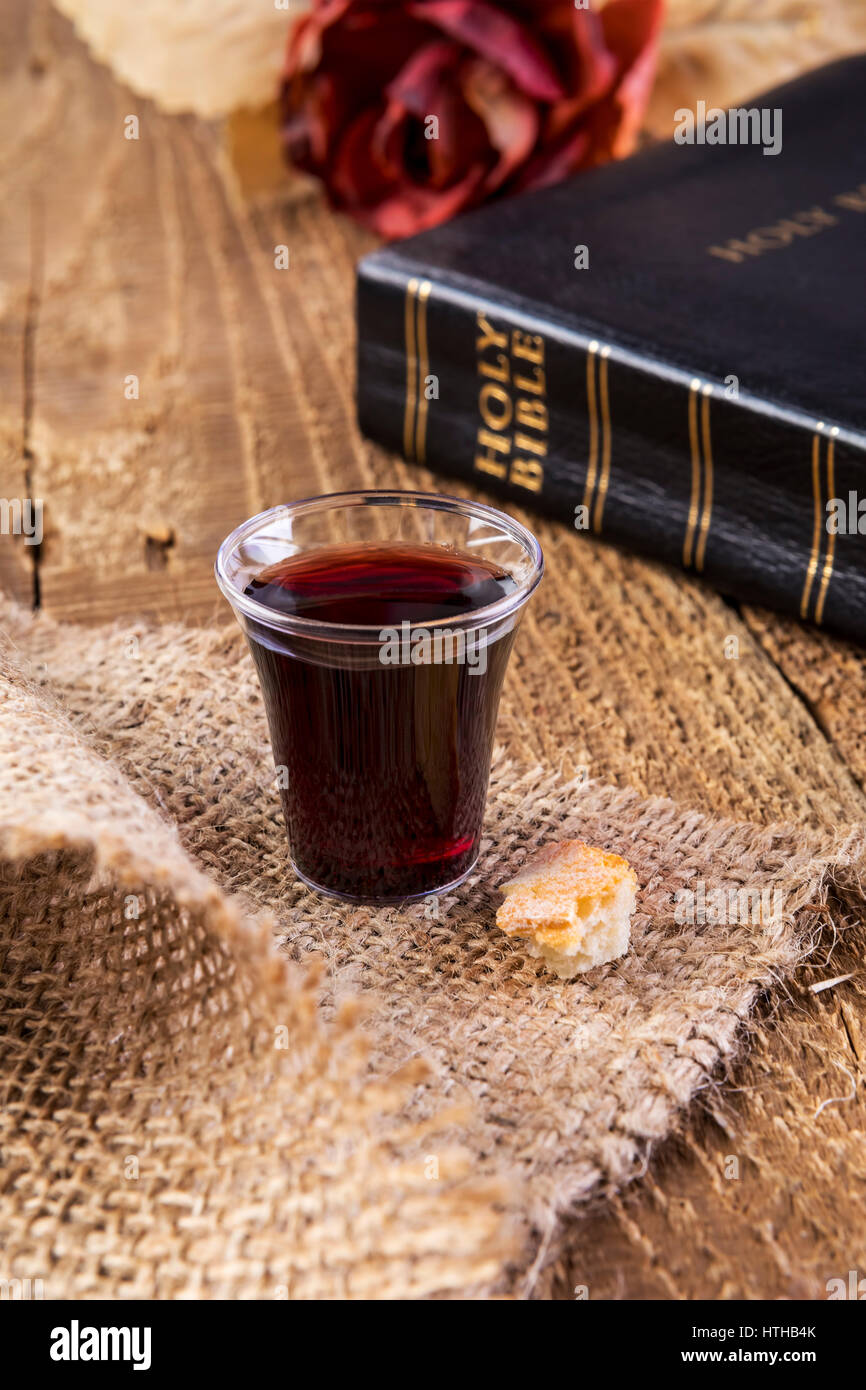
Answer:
357, 256, 866, 644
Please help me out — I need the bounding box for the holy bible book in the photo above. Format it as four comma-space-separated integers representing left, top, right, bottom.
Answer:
357, 56, 866, 644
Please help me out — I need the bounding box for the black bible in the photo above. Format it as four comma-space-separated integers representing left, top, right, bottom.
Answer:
357, 56, 866, 644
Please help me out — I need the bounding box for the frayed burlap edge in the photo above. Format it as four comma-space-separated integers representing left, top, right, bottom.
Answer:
320, 756, 866, 1293
0, 652, 522, 1299
1, 597, 865, 1298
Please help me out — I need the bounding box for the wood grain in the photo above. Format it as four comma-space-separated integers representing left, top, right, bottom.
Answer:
1, 0, 864, 1300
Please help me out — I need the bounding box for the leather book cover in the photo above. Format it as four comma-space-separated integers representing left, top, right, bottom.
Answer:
357, 55, 866, 644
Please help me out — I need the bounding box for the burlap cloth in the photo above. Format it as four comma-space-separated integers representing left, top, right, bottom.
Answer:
1, 593, 864, 1299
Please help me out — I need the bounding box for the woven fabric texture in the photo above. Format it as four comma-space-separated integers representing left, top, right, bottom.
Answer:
1, 595, 864, 1297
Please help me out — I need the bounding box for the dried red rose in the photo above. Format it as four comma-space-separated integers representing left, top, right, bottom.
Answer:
280, 0, 664, 238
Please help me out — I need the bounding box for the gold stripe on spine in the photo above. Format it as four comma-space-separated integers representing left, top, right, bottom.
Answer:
683, 378, 702, 568
414, 281, 433, 465
695, 384, 714, 573
582, 340, 600, 514
592, 346, 612, 534
814, 426, 838, 625
403, 277, 420, 460
800, 423, 824, 620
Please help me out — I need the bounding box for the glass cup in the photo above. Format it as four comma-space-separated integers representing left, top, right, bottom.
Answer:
215, 491, 543, 903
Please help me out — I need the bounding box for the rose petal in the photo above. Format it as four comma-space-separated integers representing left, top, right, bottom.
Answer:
384, 36, 463, 117
380, 42, 491, 188
462, 59, 540, 194
510, 124, 591, 194
600, 0, 665, 74
282, 71, 343, 168
329, 105, 400, 207
564, 7, 619, 114
284, 0, 353, 76
281, 0, 665, 239
408, 0, 565, 102
289, 3, 431, 106
600, 0, 664, 157
362, 162, 489, 237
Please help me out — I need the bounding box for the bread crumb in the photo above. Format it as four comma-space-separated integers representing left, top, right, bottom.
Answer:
496, 840, 637, 978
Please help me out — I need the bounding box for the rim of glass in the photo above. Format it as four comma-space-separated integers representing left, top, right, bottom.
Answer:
215, 490, 544, 641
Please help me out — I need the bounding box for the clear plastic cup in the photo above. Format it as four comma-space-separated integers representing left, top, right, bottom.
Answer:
216, 490, 543, 903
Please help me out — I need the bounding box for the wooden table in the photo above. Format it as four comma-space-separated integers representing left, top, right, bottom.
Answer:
3, 0, 865, 1299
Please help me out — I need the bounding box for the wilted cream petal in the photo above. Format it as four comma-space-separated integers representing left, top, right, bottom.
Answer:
53, 0, 304, 117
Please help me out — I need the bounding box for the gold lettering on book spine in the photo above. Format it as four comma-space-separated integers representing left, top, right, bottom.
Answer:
403, 278, 419, 459
695, 385, 714, 572
473, 314, 547, 492
581, 341, 612, 533
415, 281, 432, 463
592, 346, 612, 534
683, 379, 714, 573
582, 341, 599, 515
814, 430, 837, 623
403, 278, 432, 461
800, 427, 824, 618
801, 423, 838, 625
683, 379, 702, 568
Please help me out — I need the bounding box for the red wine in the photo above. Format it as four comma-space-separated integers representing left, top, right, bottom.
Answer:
243, 541, 517, 900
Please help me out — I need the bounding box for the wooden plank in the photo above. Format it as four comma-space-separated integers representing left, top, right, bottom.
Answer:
0, 0, 40, 607
0, 2, 258, 624
0, 300, 34, 607
744, 606, 866, 787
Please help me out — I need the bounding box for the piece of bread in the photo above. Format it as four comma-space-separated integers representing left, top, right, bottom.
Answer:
496, 840, 638, 979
